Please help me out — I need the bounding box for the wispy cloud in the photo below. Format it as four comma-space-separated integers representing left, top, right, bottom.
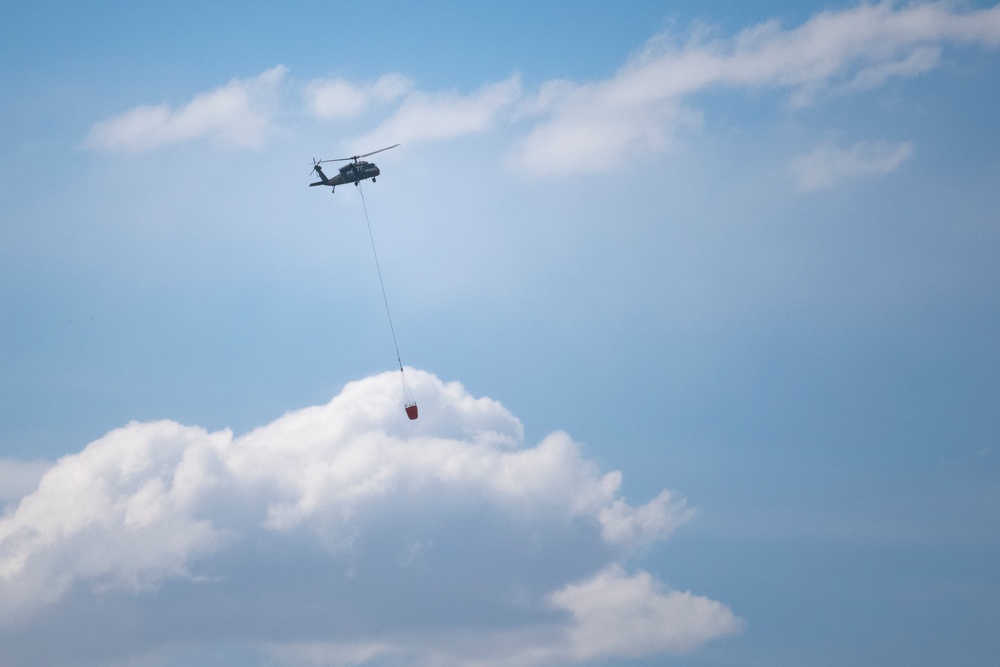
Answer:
83, 66, 289, 152
792, 139, 914, 190
0, 370, 737, 666
82, 3, 1000, 170
356, 74, 522, 147
515, 1, 1000, 173
303, 73, 413, 120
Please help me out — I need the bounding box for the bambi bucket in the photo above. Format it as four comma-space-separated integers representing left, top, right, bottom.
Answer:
405, 403, 419, 420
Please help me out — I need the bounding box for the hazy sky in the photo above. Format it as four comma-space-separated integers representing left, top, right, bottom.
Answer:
2, 2, 1000, 666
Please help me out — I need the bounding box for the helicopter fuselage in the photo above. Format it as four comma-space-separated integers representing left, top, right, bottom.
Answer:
310, 161, 380, 191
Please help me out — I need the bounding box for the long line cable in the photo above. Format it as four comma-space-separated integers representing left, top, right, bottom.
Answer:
357, 182, 404, 373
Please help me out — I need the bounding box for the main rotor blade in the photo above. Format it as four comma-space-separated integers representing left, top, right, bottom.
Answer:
315, 144, 400, 164
358, 143, 400, 159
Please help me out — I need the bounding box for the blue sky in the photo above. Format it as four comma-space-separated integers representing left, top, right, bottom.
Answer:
2, 2, 1000, 666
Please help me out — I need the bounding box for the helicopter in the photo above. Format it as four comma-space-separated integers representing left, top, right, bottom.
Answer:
310, 144, 400, 193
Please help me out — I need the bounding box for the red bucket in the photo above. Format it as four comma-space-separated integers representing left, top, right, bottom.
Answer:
405, 403, 418, 420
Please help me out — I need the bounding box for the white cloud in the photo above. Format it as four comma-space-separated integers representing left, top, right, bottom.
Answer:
355, 75, 522, 147
550, 565, 743, 660
263, 565, 742, 667
82, 3, 1000, 173
598, 489, 694, 549
792, 139, 914, 190
0, 460, 51, 505
304, 73, 414, 120
84, 66, 288, 152
0, 421, 231, 612
514, 79, 699, 175
515, 1, 1000, 173
0, 370, 737, 666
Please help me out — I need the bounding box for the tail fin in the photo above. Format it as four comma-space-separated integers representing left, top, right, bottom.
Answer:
310, 164, 330, 186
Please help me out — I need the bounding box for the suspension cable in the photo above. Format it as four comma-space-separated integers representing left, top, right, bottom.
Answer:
357, 183, 404, 372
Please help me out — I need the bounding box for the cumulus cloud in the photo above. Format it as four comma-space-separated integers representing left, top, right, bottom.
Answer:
0, 370, 738, 666
550, 565, 743, 661
84, 66, 288, 152
792, 139, 914, 190
0, 459, 51, 504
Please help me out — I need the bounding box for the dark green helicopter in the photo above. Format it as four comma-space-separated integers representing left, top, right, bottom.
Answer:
310, 144, 399, 193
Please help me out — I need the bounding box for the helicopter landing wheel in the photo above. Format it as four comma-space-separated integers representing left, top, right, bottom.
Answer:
372, 177, 376, 183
